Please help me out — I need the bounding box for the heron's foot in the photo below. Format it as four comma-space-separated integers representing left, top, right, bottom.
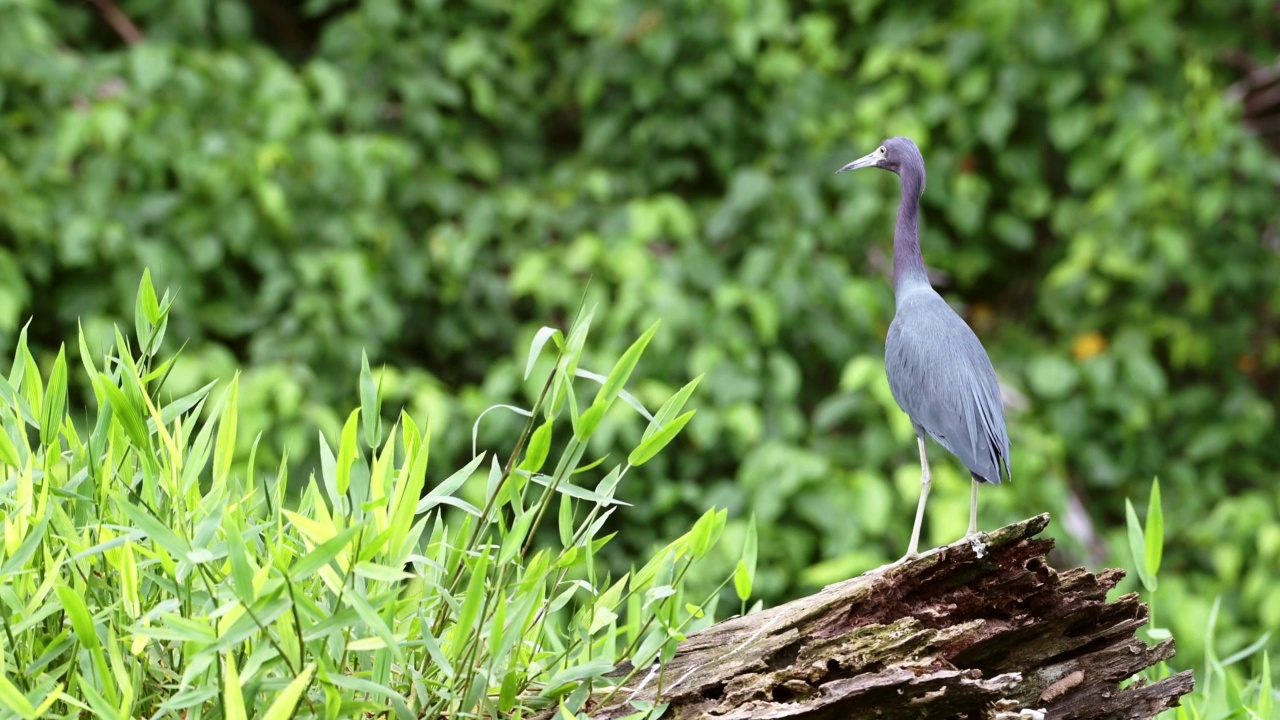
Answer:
966, 531, 988, 559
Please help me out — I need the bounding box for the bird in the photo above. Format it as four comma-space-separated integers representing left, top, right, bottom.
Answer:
837, 136, 1011, 560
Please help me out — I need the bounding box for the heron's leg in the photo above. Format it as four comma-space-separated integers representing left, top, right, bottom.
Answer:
967, 477, 979, 537
904, 435, 931, 559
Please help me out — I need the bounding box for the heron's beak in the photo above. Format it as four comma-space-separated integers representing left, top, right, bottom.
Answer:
835, 150, 880, 174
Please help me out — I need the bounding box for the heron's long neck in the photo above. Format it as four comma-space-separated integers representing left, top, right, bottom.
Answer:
893, 169, 930, 297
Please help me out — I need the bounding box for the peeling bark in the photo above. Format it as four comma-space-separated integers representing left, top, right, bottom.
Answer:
597, 514, 1193, 719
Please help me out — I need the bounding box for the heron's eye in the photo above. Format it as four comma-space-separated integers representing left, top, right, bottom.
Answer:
878, 146, 886, 154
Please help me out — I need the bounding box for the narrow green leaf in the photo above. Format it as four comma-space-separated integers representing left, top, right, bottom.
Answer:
117, 500, 190, 557
0, 515, 50, 575
224, 519, 255, 602
525, 326, 563, 380
38, 345, 67, 446
628, 410, 696, 467
1258, 652, 1272, 720
0, 672, 38, 720
360, 351, 382, 448
345, 591, 405, 664
453, 549, 491, 647
1124, 498, 1154, 592
336, 407, 360, 499
353, 561, 415, 583
224, 655, 248, 720
100, 375, 150, 452
56, 584, 116, 704
558, 492, 575, 548
416, 451, 486, 514
595, 320, 659, 411
573, 402, 606, 442
733, 560, 753, 603
20, 346, 42, 418
0, 428, 20, 469
137, 268, 162, 325
318, 430, 339, 509
1144, 477, 1163, 581
260, 664, 315, 720
499, 509, 538, 565
644, 375, 703, 442
213, 375, 239, 489
288, 525, 361, 581
526, 472, 631, 506
734, 514, 758, 602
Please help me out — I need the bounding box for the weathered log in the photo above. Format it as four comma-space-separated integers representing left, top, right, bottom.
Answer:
598, 514, 1193, 719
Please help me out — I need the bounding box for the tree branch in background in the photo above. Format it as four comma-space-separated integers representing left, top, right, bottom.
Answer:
86, 0, 144, 45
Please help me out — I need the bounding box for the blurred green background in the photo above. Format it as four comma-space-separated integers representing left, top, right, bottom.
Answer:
2, 0, 1278, 680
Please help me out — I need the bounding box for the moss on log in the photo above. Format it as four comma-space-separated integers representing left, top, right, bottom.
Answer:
597, 514, 1193, 719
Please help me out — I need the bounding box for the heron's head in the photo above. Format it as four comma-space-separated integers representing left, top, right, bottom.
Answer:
836, 136, 925, 188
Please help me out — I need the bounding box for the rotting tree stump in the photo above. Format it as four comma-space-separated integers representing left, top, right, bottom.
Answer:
596, 514, 1193, 719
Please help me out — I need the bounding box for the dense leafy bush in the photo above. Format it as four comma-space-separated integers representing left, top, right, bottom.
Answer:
2, 0, 1278, 685
0, 278, 736, 717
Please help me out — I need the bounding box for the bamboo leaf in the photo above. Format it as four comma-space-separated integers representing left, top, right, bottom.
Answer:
628, 410, 696, 467
524, 326, 562, 380
38, 345, 67, 446
1144, 477, 1163, 581
360, 351, 383, 448
260, 664, 315, 720
1124, 498, 1154, 592
223, 655, 248, 720
417, 451, 486, 514
336, 407, 360, 498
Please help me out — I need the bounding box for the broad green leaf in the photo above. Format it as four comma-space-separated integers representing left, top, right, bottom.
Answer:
519, 419, 552, 473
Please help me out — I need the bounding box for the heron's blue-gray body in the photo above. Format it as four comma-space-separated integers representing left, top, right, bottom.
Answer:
838, 135, 1011, 559
887, 284, 1010, 485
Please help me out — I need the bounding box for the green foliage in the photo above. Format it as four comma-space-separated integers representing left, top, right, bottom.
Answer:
2, 0, 1279, 696
0, 278, 736, 717
1127, 478, 1278, 718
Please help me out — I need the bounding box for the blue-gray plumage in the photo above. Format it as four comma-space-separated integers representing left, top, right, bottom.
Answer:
837, 136, 1011, 559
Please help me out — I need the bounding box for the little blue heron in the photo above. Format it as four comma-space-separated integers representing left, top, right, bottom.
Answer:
837, 136, 1011, 559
